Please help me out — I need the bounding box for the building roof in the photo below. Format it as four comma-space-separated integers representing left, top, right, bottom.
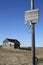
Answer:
3, 38, 20, 44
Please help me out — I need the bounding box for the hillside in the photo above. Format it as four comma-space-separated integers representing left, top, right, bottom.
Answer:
0, 47, 43, 65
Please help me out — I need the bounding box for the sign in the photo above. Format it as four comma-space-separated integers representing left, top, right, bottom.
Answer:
25, 9, 39, 24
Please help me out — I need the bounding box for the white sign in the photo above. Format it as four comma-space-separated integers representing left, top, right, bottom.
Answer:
25, 9, 39, 24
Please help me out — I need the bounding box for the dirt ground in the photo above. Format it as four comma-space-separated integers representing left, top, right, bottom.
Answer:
0, 47, 43, 65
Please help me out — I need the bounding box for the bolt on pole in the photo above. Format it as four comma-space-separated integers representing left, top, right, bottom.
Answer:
31, 0, 35, 65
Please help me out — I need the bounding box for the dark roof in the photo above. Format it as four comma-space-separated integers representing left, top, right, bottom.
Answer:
4, 38, 20, 44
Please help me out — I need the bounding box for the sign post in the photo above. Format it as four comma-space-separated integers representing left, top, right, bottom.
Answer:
24, 0, 39, 65
31, 0, 35, 65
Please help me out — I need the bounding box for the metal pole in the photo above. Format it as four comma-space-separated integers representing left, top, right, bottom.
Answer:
31, 0, 35, 65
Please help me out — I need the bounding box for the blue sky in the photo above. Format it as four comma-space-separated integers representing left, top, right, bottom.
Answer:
0, 0, 43, 47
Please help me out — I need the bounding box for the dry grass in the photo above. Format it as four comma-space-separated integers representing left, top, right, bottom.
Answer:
0, 47, 43, 65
